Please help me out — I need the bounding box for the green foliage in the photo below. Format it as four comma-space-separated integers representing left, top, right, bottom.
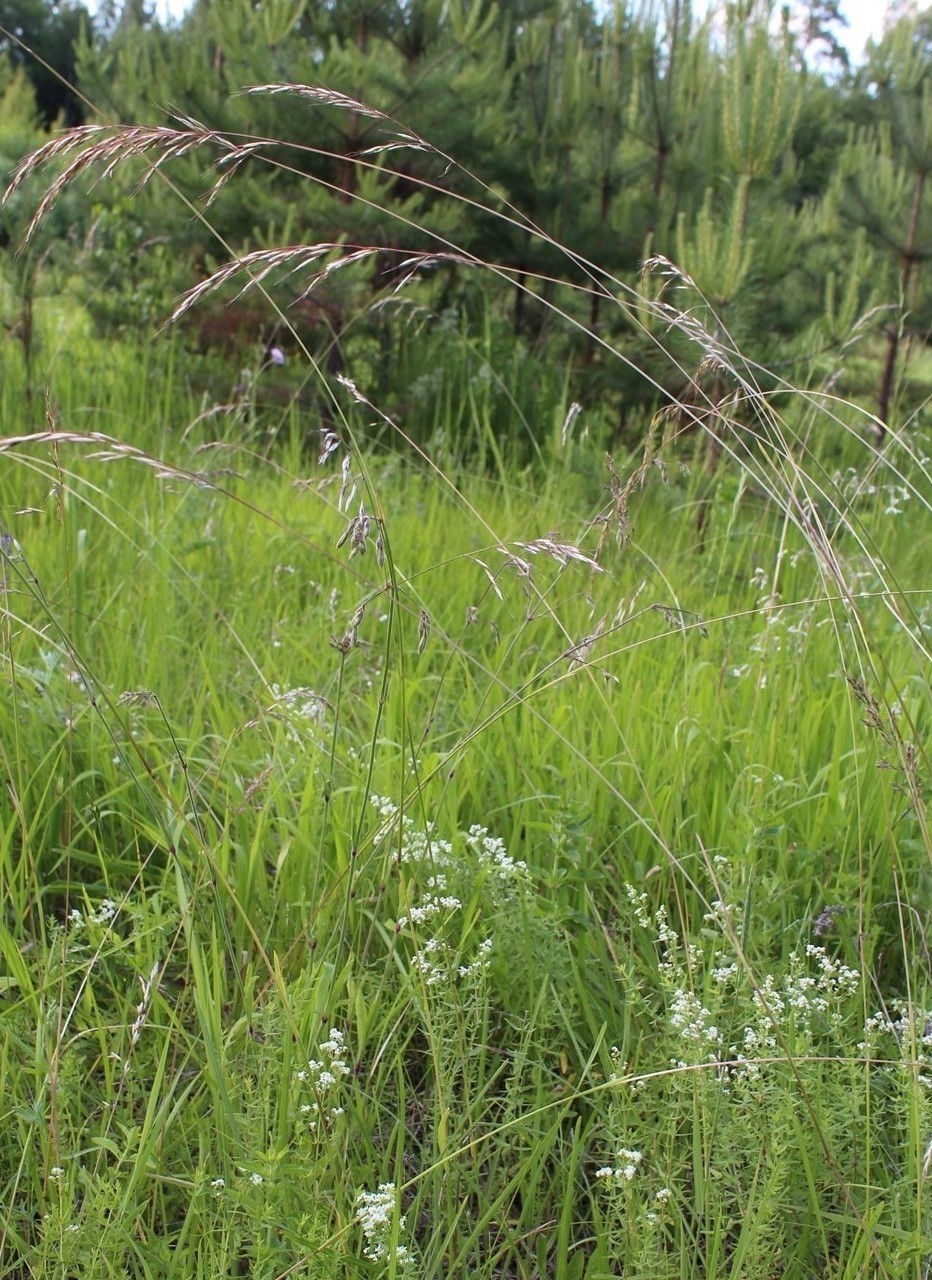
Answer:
0, 323, 929, 1275
827, 11, 932, 431
3, 8, 932, 1278
79, 193, 192, 333
3, 1, 931, 440
0, 0, 90, 124
0, 62, 91, 395
28, 1, 914, 436
722, 21, 800, 180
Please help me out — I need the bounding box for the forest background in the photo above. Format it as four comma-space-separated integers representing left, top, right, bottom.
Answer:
2, 0, 932, 449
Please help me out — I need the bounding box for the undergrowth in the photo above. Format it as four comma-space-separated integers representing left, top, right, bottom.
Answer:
0, 76, 930, 1280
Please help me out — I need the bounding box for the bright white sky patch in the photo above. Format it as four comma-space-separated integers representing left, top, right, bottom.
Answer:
88, 0, 191, 23
819, 0, 889, 60
706, 0, 890, 62
145, 0, 188, 22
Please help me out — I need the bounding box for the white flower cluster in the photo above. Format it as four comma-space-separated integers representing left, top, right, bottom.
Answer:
625, 886, 701, 978
371, 795, 454, 881
861, 1002, 932, 1062
669, 989, 723, 1066
396, 896, 462, 929
372, 799, 530, 889
354, 1183, 413, 1268
626, 885, 861, 1079
457, 936, 493, 980
464, 824, 528, 881
804, 944, 860, 1005
67, 898, 117, 931
703, 899, 740, 928
372, 798, 533, 989
409, 933, 493, 988
711, 959, 739, 985
595, 1147, 643, 1182
625, 885, 653, 930
726, 946, 859, 1079
397, 892, 494, 987
296, 1028, 350, 1128
207, 1170, 264, 1193
269, 684, 328, 744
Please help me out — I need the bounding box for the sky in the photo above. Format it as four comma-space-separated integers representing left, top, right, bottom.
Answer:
840, 1, 894, 59
91, 1, 891, 63
798, 1, 890, 61
142, 0, 189, 23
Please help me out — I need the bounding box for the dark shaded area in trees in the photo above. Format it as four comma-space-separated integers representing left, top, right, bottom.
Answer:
0, 0, 90, 123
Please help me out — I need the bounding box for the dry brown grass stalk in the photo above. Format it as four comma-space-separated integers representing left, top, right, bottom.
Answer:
0, 429, 224, 488
1, 123, 256, 249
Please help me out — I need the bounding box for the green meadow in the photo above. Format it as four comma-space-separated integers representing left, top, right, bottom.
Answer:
2, 2, 932, 1273
0, 305, 930, 1278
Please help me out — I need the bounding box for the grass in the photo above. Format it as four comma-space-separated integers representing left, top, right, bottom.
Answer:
0, 313, 929, 1279
1, 96, 932, 1279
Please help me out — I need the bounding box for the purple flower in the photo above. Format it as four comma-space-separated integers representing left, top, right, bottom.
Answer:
269, 346, 285, 366
1, 532, 22, 561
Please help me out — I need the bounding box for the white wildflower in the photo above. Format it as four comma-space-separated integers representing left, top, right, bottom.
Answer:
596, 1147, 643, 1182
295, 1028, 351, 1128
669, 989, 722, 1059
397, 896, 462, 929
355, 1183, 411, 1265
465, 824, 528, 880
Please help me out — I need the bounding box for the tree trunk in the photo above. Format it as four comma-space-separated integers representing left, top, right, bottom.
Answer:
877, 165, 926, 442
